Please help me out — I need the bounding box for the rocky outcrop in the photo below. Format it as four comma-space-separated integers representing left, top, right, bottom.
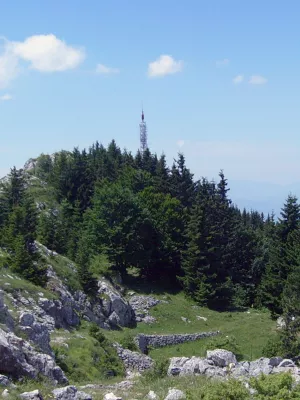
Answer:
168, 349, 300, 382
114, 343, 154, 372
0, 327, 67, 384
135, 331, 220, 354
0, 290, 14, 331
19, 312, 52, 355
98, 280, 135, 328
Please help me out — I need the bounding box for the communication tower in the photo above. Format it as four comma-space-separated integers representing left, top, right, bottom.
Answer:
139, 109, 148, 153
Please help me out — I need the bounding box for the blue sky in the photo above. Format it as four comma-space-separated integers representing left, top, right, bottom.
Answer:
1, 0, 300, 215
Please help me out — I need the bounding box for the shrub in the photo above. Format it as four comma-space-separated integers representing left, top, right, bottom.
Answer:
142, 359, 169, 383
119, 332, 139, 352
262, 336, 283, 358
250, 372, 300, 399
186, 378, 250, 400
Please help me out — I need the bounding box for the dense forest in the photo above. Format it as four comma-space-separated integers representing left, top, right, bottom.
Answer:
1, 140, 300, 355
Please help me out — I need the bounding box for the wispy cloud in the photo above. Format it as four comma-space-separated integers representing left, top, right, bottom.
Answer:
176, 140, 185, 148
216, 58, 229, 67
148, 55, 183, 78
233, 74, 244, 84
0, 93, 12, 101
0, 34, 85, 88
96, 64, 120, 75
249, 75, 267, 85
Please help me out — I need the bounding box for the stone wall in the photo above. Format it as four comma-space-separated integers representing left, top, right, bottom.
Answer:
113, 343, 154, 372
135, 331, 220, 354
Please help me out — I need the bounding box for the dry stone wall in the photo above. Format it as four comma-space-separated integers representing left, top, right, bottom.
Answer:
135, 331, 220, 354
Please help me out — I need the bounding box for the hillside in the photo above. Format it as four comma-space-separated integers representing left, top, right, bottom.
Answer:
1, 144, 300, 399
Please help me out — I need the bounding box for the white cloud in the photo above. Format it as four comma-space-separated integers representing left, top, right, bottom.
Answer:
0, 93, 12, 101
148, 55, 183, 78
233, 74, 244, 84
96, 63, 120, 75
216, 58, 229, 67
176, 140, 185, 148
10, 34, 85, 72
0, 49, 19, 89
249, 75, 267, 85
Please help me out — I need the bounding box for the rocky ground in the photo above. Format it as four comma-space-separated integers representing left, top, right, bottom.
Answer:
0, 243, 298, 400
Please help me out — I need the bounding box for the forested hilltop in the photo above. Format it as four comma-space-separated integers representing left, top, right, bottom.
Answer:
1, 140, 300, 354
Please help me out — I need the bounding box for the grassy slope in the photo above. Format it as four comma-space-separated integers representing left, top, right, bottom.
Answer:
105, 290, 276, 363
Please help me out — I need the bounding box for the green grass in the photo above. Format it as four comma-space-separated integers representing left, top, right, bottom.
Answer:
50, 323, 124, 385
42, 252, 81, 293
0, 267, 57, 301
104, 291, 276, 363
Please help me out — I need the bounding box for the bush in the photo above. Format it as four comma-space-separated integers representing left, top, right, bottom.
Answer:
262, 336, 283, 358
89, 323, 107, 344
119, 332, 139, 352
90, 254, 114, 279
53, 325, 124, 384
142, 359, 169, 383
186, 378, 250, 400
250, 372, 300, 399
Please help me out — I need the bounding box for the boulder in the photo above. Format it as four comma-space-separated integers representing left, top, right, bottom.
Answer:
206, 349, 237, 367
278, 359, 295, 368
147, 391, 158, 400
276, 316, 286, 329
52, 386, 91, 400
1, 389, 9, 398
20, 390, 43, 400
0, 327, 67, 384
164, 388, 185, 400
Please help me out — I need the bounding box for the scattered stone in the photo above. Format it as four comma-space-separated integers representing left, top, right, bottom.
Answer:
146, 390, 158, 400
196, 316, 207, 322
1, 390, 9, 398
103, 393, 122, 400
164, 388, 185, 400
276, 316, 286, 329
20, 390, 43, 400
52, 386, 78, 400
181, 317, 191, 323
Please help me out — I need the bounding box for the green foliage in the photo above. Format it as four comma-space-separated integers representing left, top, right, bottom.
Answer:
119, 332, 139, 351
262, 336, 284, 358
142, 359, 169, 383
186, 378, 250, 400
53, 325, 124, 384
89, 253, 114, 278
250, 373, 300, 399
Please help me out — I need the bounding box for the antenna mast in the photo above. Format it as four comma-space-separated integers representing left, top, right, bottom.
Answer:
139, 107, 148, 153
